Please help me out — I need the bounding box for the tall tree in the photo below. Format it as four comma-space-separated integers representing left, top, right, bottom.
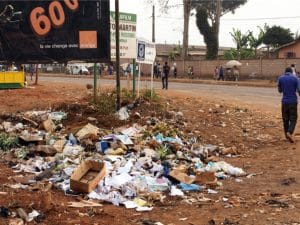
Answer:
193, 0, 247, 59
182, 0, 191, 59
262, 25, 294, 48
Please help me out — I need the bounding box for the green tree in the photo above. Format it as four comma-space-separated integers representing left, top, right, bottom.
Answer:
230, 28, 250, 60
262, 25, 294, 48
193, 0, 248, 59
224, 48, 255, 60
247, 24, 268, 58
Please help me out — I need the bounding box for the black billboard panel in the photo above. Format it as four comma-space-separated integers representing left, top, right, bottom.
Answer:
0, 0, 110, 63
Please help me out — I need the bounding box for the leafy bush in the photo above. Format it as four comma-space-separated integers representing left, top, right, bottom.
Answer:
0, 133, 18, 151
93, 90, 117, 115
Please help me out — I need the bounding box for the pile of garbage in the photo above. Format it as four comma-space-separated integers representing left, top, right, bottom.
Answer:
0, 109, 247, 212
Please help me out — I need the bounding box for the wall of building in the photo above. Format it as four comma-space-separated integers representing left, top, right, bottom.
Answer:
139, 58, 300, 80
278, 42, 300, 59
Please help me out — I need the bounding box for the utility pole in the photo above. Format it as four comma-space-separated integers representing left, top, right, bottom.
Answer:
152, 4, 155, 43
151, 3, 155, 98
115, 0, 121, 110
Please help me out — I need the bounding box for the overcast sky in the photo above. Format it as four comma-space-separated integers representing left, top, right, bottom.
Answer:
110, 0, 300, 47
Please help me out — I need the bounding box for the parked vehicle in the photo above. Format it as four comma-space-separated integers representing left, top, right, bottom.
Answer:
66, 65, 90, 75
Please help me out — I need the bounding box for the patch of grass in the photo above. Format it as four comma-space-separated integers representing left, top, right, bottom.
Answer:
93, 90, 117, 115
156, 145, 171, 160
0, 133, 18, 151
121, 88, 135, 102
92, 88, 162, 115
142, 89, 160, 102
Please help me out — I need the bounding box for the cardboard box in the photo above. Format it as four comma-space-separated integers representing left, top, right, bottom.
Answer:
169, 169, 195, 184
70, 161, 106, 193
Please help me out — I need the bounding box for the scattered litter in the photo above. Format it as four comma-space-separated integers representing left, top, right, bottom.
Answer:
48, 112, 67, 121
205, 161, 246, 177
169, 169, 195, 184
207, 189, 218, 194
136, 206, 153, 212
16, 208, 29, 222
28, 210, 40, 222
281, 177, 296, 186
117, 107, 129, 120
8, 218, 24, 225
170, 186, 184, 196
178, 183, 202, 192
42, 119, 56, 133
0, 107, 249, 212
67, 200, 103, 208
222, 218, 239, 225
266, 199, 289, 208
76, 123, 99, 141
292, 193, 300, 199
0, 206, 10, 217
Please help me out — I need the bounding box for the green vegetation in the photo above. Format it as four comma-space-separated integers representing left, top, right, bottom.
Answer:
92, 88, 161, 115
141, 89, 160, 102
262, 25, 294, 48
225, 24, 295, 60
0, 133, 18, 151
156, 145, 171, 160
193, 0, 248, 59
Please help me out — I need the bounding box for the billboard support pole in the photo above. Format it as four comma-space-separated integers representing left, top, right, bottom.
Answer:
115, 0, 121, 110
93, 63, 97, 103
150, 63, 154, 98
137, 63, 141, 97
132, 58, 136, 97
34, 64, 39, 85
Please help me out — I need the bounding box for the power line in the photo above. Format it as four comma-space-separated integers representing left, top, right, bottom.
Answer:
223, 16, 300, 21
156, 15, 300, 21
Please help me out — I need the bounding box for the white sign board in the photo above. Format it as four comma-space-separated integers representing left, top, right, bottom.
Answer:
111, 12, 137, 59
136, 38, 156, 64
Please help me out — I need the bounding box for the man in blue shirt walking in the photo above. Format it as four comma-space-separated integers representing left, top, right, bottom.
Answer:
278, 67, 300, 143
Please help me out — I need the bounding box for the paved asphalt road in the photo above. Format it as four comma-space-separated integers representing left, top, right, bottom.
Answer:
39, 76, 282, 112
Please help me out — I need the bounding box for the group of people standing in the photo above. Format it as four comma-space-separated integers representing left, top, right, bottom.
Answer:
278, 64, 300, 143
214, 66, 224, 81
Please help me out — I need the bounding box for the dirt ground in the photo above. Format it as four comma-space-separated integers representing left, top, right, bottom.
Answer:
0, 81, 299, 225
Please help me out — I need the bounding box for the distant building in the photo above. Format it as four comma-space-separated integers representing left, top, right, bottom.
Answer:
276, 39, 300, 59
155, 43, 231, 60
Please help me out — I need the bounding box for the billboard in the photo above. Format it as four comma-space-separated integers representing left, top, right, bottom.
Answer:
110, 11, 136, 59
0, 0, 110, 63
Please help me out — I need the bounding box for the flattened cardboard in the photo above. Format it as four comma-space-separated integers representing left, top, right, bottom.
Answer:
42, 119, 56, 133
169, 170, 195, 184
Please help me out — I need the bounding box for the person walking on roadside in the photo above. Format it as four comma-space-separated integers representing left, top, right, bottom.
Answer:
173, 62, 177, 78
162, 61, 170, 89
214, 66, 219, 80
154, 62, 158, 78
29, 64, 35, 81
291, 64, 297, 77
278, 67, 300, 143
218, 66, 224, 81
